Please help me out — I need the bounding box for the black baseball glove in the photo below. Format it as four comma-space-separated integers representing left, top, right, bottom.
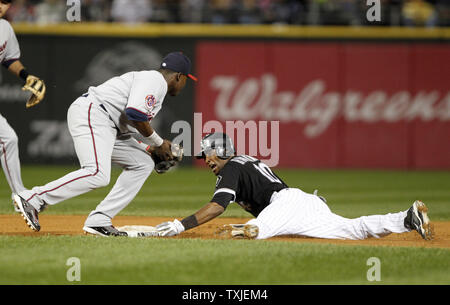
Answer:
147, 143, 184, 174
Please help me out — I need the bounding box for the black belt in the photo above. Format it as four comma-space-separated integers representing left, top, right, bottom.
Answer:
81, 93, 107, 113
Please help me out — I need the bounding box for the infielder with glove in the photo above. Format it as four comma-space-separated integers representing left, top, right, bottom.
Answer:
13, 51, 195, 236
156, 132, 433, 241
1, 0, 46, 210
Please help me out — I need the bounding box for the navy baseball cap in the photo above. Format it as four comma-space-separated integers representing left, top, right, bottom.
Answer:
160, 52, 197, 82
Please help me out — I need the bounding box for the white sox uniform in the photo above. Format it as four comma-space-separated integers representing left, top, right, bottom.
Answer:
18, 70, 167, 227
0, 18, 26, 194
213, 155, 409, 240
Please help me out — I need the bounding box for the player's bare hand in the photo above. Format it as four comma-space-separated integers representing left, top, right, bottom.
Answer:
153, 139, 173, 161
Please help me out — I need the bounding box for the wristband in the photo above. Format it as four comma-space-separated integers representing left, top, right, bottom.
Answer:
181, 215, 198, 231
146, 131, 163, 147
19, 69, 29, 81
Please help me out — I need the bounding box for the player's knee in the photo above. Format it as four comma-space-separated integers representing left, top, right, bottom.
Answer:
85, 167, 110, 188
128, 161, 154, 175
94, 172, 111, 188
141, 162, 154, 175
2, 132, 19, 148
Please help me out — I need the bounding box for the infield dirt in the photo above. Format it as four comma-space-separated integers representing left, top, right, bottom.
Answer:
1, 215, 449, 249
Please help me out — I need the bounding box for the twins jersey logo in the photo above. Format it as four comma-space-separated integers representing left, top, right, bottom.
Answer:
145, 94, 157, 110
0, 41, 7, 55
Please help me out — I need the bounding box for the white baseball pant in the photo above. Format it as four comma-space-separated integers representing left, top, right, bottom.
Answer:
246, 188, 409, 240
18, 96, 155, 227
0, 113, 25, 194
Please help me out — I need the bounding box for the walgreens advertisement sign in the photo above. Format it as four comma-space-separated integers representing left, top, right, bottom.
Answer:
195, 42, 450, 169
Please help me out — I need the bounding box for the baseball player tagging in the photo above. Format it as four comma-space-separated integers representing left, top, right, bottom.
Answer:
13, 52, 196, 236
156, 133, 433, 241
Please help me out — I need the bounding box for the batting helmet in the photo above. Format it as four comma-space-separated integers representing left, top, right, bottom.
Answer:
197, 132, 235, 160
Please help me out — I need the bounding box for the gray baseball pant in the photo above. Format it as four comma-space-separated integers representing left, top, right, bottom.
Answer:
18, 96, 155, 227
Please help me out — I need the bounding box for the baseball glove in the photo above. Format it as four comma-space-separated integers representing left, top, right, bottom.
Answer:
147, 143, 184, 174
22, 75, 46, 108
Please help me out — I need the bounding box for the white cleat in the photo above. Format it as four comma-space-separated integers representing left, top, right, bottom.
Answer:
12, 194, 20, 213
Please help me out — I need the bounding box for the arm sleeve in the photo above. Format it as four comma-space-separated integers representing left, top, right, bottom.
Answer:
4, 22, 21, 62
210, 163, 240, 209
126, 72, 164, 122
125, 108, 149, 122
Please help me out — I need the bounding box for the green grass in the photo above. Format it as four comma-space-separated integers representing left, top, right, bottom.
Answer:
0, 165, 449, 285
1, 236, 448, 285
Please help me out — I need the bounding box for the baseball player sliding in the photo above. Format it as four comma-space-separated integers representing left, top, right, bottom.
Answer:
13, 51, 196, 236
156, 132, 433, 241
1, 0, 46, 210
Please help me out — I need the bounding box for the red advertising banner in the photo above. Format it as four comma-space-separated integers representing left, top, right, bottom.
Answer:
195, 42, 450, 169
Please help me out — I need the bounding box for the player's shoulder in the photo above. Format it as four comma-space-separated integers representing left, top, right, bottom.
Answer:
229, 155, 260, 165
220, 155, 259, 173
133, 70, 167, 90
0, 19, 13, 30
219, 156, 244, 173
134, 70, 165, 81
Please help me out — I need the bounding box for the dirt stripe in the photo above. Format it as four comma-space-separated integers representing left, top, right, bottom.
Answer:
1, 214, 448, 249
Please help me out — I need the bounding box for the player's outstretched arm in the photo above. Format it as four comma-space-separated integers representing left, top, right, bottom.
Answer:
156, 202, 225, 237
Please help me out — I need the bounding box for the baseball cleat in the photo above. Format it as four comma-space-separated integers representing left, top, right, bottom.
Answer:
404, 200, 433, 240
12, 194, 20, 213
215, 224, 259, 239
13, 193, 40, 232
83, 225, 128, 237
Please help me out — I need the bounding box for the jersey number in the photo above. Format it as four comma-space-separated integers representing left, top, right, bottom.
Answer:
253, 162, 282, 184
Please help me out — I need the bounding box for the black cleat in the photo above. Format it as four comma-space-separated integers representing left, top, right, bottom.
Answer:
404, 200, 433, 240
13, 194, 40, 232
83, 225, 128, 237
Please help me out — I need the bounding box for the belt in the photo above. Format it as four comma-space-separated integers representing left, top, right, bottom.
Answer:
81, 93, 107, 113
269, 187, 288, 203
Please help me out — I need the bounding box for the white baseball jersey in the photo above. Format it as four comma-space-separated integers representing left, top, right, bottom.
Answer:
18, 70, 168, 227
87, 70, 168, 136
213, 155, 409, 240
0, 19, 21, 64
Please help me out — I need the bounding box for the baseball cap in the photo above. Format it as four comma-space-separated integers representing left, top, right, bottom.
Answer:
160, 52, 197, 82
